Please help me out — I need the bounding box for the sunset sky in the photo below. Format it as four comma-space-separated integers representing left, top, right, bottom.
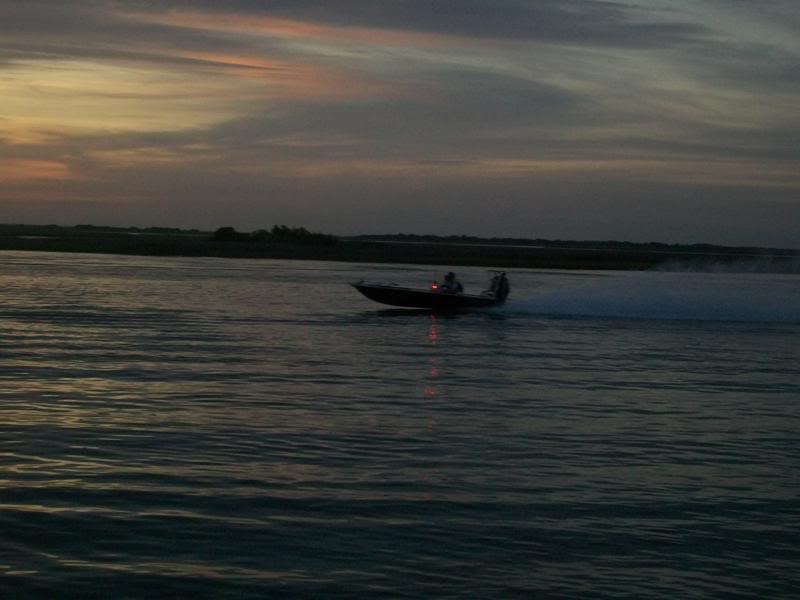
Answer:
1, 0, 798, 246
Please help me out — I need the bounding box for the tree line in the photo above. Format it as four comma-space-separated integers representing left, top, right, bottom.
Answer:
212, 225, 338, 245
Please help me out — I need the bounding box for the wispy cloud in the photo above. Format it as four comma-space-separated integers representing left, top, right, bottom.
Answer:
124, 0, 708, 47
0, 0, 798, 246
0, 159, 73, 182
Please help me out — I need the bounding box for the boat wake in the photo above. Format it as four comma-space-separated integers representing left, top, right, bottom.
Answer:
504, 273, 800, 323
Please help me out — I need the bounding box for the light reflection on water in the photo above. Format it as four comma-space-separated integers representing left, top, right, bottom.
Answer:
1, 251, 799, 598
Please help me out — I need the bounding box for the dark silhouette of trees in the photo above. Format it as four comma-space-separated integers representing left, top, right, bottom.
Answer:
212, 225, 337, 245
267, 225, 337, 245
213, 227, 248, 241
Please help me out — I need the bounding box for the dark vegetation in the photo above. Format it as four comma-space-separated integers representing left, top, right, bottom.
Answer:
0, 223, 797, 272
354, 233, 793, 256
213, 225, 337, 245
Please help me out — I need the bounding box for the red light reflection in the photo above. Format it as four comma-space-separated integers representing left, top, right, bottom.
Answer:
424, 314, 440, 397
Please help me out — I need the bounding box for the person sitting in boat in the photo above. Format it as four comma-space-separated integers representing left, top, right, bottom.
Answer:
440, 272, 463, 294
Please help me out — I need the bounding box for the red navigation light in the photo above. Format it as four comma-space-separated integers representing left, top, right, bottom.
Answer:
431, 281, 438, 290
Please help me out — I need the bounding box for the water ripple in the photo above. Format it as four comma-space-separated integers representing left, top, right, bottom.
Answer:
1, 253, 798, 597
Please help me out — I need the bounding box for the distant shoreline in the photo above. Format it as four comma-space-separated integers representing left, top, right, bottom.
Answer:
1, 224, 797, 272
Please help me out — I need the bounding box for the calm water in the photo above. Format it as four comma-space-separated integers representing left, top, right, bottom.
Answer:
1, 251, 798, 598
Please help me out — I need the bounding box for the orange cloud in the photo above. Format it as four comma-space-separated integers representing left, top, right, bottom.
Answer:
0, 125, 59, 146
173, 50, 403, 101
0, 159, 73, 182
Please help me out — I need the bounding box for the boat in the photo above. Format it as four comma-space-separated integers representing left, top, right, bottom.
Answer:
351, 271, 509, 311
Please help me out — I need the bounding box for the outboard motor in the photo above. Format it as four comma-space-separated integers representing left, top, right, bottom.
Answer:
489, 272, 510, 303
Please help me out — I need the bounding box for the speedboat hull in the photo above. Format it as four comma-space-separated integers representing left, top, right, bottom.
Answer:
351, 282, 501, 310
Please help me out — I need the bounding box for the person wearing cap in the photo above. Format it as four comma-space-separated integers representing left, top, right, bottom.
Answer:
440, 271, 463, 294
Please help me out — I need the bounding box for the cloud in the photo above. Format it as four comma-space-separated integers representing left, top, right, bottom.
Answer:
120, 0, 708, 48
0, 159, 73, 182
0, 0, 798, 247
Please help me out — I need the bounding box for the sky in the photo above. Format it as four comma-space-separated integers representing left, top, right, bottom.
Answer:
1, 0, 799, 247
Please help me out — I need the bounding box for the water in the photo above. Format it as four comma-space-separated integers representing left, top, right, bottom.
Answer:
1, 251, 798, 598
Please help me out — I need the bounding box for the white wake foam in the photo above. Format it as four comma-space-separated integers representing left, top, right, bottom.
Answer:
505, 272, 800, 323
